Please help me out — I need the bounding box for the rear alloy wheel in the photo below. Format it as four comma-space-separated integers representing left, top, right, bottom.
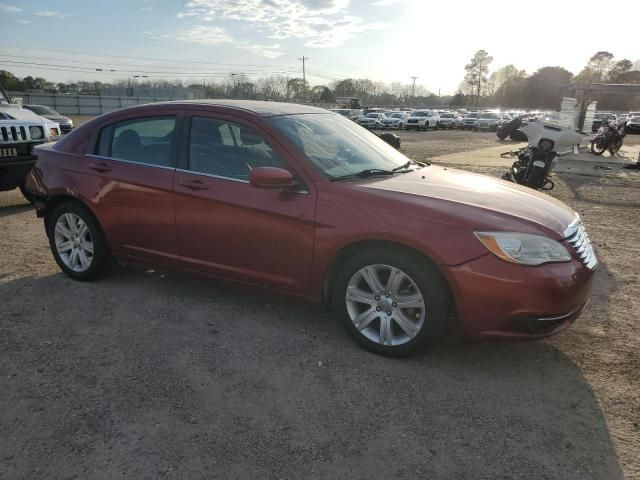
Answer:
48, 203, 109, 280
333, 248, 448, 356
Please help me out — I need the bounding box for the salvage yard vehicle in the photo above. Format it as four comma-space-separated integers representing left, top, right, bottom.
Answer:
625, 115, 640, 133
404, 110, 439, 130
501, 118, 587, 189
437, 112, 460, 129
26, 100, 596, 357
473, 112, 502, 131
23, 105, 73, 134
461, 112, 480, 130
357, 112, 385, 128
381, 111, 408, 129
0, 83, 61, 202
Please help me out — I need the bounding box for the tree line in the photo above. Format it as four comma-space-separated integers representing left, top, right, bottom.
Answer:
2, 49, 639, 109
455, 50, 640, 110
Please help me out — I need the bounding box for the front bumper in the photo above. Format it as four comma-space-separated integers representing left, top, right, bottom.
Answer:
442, 253, 595, 340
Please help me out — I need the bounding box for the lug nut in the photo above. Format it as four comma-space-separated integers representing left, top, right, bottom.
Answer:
386, 310, 392, 316
376, 306, 381, 312
374, 295, 380, 301
392, 302, 397, 307
385, 293, 390, 298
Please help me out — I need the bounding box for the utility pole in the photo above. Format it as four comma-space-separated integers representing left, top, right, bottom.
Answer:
298, 56, 307, 102
477, 58, 482, 106
410, 76, 418, 97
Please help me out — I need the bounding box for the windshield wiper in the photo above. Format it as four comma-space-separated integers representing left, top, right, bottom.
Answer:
330, 168, 396, 181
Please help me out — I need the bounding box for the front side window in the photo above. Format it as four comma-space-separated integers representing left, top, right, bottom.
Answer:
96, 116, 176, 167
187, 116, 286, 181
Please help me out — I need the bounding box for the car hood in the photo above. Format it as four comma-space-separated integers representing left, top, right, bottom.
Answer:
361, 166, 576, 238
0, 105, 43, 121
42, 115, 70, 123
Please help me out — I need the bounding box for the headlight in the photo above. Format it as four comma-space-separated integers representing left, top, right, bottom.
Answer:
29, 126, 44, 140
474, 232, 571, 266
539, 139, 554, 152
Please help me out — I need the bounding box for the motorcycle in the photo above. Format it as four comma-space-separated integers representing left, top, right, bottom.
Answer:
591, 121, 625, 156
500, 119, 586, 190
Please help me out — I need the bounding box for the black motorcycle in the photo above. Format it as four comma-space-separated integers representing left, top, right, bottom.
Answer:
500, 139, 556, 190
591, 122, 625, 156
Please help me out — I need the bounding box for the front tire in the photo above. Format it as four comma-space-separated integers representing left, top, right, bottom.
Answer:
591, 139, 606, 155
47, 202, 109, 280
332, 248, 449, 357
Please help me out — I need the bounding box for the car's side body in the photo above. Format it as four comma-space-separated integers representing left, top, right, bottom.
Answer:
26, 100, 595, 341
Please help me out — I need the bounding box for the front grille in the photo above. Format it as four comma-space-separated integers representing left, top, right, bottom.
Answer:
564, 219, 597, 270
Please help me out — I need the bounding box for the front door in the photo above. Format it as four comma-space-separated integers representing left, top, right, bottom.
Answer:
173, 113, 317, 295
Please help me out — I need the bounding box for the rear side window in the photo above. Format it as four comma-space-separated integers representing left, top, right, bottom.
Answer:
95, 116, 176, 167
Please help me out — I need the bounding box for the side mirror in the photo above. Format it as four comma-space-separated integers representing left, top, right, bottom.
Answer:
250, 166, 296, 189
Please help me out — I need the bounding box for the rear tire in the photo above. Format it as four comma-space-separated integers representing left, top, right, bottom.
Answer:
332, 247, 449, 357
47, 202, 109, 281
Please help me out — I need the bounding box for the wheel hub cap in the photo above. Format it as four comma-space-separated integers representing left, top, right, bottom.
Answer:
54, 213, 94, 273
345, 264, 426, 347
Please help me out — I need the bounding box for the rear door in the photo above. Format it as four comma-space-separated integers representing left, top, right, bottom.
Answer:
86, 112, 181, 266
173, 111, 317, 295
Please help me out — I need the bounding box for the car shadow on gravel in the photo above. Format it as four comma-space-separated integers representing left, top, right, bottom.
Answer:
0, 266, 624, 480
0, 203, 33, 219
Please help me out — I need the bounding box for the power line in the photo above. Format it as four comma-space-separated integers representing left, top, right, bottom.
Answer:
0, 60, 298, 77
0, 54, 297, 73
0, 46, 296, 69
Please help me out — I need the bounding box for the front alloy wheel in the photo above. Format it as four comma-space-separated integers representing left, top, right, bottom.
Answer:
333, 248, 448, 356
346, 265, 425, 346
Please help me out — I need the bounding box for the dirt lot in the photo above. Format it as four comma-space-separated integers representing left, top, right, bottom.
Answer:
1, 130, 639, 479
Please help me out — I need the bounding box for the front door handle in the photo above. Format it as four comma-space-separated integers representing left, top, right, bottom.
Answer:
89, 162, 112, 173
178, 179, 209, 191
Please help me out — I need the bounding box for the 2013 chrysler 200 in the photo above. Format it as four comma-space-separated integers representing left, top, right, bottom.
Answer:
25, 101, 597, 356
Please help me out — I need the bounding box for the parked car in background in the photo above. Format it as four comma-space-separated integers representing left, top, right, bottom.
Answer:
381, 111, 408, 129
592, 112, 616, 132
0, 84, 62, 202
438, 112, 460, 129
23, 105, 73, 133
357, 112, 385, 128
474, 112, 502, 132
404, 110, 439, 130
461, 112, 480, 130
625, 115, 640, 133
25, 100, 596, 357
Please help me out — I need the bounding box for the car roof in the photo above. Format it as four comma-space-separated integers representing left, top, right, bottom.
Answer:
122, 99, 329, 117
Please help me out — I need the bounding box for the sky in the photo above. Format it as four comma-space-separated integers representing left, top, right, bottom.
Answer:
1, 0, 639, 94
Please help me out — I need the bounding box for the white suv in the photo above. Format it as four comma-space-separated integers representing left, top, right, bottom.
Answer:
404, 110, 439, 130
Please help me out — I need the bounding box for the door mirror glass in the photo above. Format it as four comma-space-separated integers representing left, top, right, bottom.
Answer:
250, 167, 295, 189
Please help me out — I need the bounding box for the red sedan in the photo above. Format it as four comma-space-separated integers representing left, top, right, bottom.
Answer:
25, 101, 596, 356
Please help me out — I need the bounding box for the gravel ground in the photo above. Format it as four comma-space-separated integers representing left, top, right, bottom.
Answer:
1, 130, 639, 479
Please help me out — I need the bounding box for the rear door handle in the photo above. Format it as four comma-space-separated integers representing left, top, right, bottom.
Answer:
88, 162, 112, 173
178, 179, 209, 191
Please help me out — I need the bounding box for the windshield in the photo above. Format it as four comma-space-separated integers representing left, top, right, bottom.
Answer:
268, 113, 412, 179
441, 113, 454, 118
481, 113, 499, 119
25, 105, 58, 115
365, 113, 378, 118
389, 113, 403, 118
465, 114, 479, 118
411, 111, 428, 117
